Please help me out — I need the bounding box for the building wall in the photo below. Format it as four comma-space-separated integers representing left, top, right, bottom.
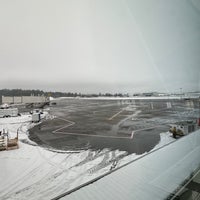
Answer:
14, 96, 22, 103
2, 96, 14, 104
22, 96, 47, 103
2, 96, 48, 104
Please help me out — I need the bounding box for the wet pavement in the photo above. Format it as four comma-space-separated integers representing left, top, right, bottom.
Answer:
29, 98, 199, 154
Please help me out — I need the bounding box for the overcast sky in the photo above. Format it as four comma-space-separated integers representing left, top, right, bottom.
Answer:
0, 0, 200, 93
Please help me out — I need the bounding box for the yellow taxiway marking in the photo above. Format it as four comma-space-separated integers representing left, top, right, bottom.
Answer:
108, 110, 123, 121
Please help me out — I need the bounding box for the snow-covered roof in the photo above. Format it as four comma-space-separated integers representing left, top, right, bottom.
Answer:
60, 129, 200, 200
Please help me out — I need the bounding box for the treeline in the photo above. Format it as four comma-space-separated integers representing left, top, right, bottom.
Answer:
0, 89, 68, 98
0, 89, 130, 98
82, 93, 129, 97
0, 89, 44, 97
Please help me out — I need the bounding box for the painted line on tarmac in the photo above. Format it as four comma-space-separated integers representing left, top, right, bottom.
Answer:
130, 125, 165, 139
52, 116, 164, 140
53, 117, 131, 139
52, 117, 130, 139
134, 125, 164, 133
131, 131, 134, 139
108, 110, 124, 121
54, 131, 131, 139
131, 125, 163, 137
52, 117, 75, 133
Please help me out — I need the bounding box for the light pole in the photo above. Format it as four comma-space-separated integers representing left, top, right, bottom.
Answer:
180, 88, 183, 100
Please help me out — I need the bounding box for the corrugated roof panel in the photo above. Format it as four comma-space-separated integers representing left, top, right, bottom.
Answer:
60, 129, 200, 200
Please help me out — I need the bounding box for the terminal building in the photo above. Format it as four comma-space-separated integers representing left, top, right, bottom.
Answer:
1, 95, 49, 104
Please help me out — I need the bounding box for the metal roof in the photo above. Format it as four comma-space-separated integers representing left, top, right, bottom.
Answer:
57, 129, 200, 200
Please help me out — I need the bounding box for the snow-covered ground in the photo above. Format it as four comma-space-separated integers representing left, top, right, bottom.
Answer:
52, 96, 184, 101
0, 112, 175, 200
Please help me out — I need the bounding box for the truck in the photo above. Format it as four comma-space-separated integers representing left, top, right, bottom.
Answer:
0, 107, 19, 118
169, 120, 198, 138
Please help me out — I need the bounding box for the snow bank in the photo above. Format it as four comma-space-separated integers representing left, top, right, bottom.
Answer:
53, 96, 184, 101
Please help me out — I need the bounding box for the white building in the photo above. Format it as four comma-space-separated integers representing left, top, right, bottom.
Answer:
2, 95, 49, 104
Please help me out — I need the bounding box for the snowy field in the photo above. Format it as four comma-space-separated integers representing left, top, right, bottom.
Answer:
0, 110, 175, 200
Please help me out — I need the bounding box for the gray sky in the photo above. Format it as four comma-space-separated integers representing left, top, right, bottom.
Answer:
0, 0, 200, 93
